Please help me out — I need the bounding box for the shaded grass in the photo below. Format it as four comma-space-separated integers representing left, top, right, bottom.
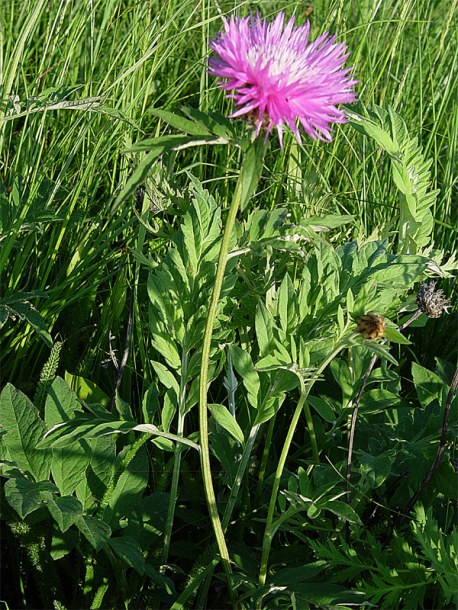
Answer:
0, 0, 456, 391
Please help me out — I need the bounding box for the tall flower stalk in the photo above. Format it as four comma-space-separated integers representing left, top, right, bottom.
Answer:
201, 10, 357, 601
198, 140, 265, 595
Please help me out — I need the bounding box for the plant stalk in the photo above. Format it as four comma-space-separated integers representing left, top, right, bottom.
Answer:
198, 142, 264, 601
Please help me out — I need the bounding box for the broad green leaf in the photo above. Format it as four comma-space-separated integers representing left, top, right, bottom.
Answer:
4, 476, 56, 518
151, 333, 181, 369
109, 536, 145, 574
51, 439, 91, 496
41, 418, 133, 448
412, 363, 445, 408
254, 393, 286, 426
114, 393, 134, 421
103, 446, 149, 528
161, 390, 177, 433
44, 494, 83, 532
50, 528, 79, 560
76, 514, 111, 551
325, 500, 362, 524
329, 360, 354, 407
277, 273, 296, 333
0, 384, 51, 480
45, 376, 82, 427
152, 361, 180, 394
75, 436, 116, 510
208, 403, 244, 444
210, 433, 239, 482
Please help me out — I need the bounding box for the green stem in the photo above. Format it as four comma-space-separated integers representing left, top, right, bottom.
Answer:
258, 339, 349, 590
198, 141, 264, 599
303, 400, 319, 463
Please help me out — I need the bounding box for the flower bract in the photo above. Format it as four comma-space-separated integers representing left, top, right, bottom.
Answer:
209, 12, 358, 147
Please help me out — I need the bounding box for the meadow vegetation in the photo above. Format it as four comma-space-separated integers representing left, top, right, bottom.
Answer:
0, 0, 457, 608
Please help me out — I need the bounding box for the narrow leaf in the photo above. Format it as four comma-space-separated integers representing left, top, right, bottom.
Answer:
208, 403, 244, 444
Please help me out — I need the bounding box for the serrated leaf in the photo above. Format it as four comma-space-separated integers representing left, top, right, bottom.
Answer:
45, 376, 82, 427
44, 494, 83, 532
75, 436, 116, 510
51, 440, 91, 496
103, 446, 149, 528
208, 403, 244, 444
4, 476, 55, 518
0, 384, 51, 480
76, 514, 111, 551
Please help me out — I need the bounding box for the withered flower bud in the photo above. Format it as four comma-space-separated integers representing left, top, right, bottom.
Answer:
416, 282, 450, 318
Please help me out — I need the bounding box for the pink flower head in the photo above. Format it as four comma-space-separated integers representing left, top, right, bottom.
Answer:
209, 12, 358, 147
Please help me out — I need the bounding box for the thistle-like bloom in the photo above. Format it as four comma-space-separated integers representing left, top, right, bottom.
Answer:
209, 12, 357, 147
416, 282, 451, 318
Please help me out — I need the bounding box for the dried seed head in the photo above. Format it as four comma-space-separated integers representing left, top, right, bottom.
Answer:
416, 282, 450, 318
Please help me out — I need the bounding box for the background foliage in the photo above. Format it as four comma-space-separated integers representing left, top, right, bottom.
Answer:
0, 0, 456, 608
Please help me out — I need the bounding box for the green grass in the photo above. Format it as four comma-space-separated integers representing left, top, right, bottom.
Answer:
1, 0, 456, 389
